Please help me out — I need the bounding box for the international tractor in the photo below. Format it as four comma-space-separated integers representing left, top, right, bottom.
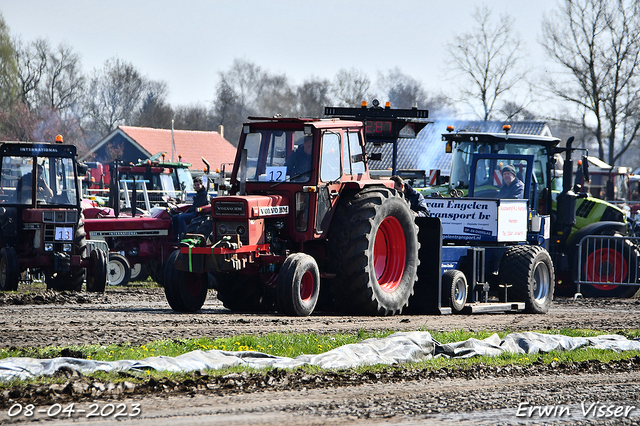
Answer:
162, 102, 561, 316
424, 127, 639, 299
0, 140, 108, 292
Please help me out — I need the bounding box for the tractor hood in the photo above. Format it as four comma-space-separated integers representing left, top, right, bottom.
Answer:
211, 195, 290, 219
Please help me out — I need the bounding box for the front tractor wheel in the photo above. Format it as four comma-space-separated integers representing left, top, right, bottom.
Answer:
0, 247, 19, 291
107, 253, 131, 286
164, 250, 208, 312
86, 249, 108, 292
498, 246, 554, 314
277, 253, 320, 317
329, 187, 419, 315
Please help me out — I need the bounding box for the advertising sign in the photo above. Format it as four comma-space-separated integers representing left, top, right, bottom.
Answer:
425, 198, 528, 242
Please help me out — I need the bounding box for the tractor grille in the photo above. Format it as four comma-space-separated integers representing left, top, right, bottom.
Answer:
43, 210, 78, 223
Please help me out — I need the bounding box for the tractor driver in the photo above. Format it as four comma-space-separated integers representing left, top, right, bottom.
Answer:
390, 175, 430, 217
285, 136, 313, 181
173, 176, 209, 240
19, 164, 54, 202
498, 164, 524, 199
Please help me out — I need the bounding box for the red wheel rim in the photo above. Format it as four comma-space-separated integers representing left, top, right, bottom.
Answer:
585, 248, 626, 290
374, 216, 406, 293
300, 270, 314, 302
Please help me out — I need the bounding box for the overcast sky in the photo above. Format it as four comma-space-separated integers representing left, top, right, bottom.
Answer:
1, 0, 560, 109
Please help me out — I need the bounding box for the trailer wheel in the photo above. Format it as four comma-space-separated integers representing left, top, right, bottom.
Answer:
107, 253, 131, 286
581, 237, 640, 298
130, 263, 149, 282
277, 253, 320, 316
164, 250, 208, 312
0, 247, 19, 291
498, 246, 554, 314
442, 269, 467, 313
329, 187, 419, 315
86, 249, 108, 292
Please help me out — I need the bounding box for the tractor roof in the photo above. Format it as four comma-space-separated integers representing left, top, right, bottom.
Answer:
442, 130, 561, 147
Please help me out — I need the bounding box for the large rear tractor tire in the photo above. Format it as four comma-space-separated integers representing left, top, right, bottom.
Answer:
107, 253, 131, 286
498, 246, 554, 314
0, 246, 19, 291
164, 250, 208, 312
580, 236, 640, 298
442, 269, 468, 314
277, 253, 320, 316
328, 187, 419, 315
86, 249, 108, 292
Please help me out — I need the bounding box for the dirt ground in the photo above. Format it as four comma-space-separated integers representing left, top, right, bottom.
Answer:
1, 285, 640, 425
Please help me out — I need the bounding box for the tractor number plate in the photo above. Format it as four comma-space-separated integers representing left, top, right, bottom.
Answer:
55, 227, 74, 241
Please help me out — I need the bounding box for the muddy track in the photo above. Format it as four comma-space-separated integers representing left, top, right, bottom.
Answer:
1, 285, 640, 424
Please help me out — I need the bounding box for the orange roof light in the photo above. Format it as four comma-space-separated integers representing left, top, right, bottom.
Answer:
362, 101, 367, 107
446, 126, 454, 132
55, 134, 63, 143
385, 102, 391, 108
503, 125, 511, 133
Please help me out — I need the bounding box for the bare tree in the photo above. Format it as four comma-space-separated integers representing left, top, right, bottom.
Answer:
173, 103, 213, 131
133, 81, 173, 129
39, 43, 85, 114
0, 13, 18, 110
84, 58, 148, 138
376, 68, 456, 118
541, 0, 640, 166
211, 59, 298, 144
332, 68, 372, 106
445, 6, 529, 120
297, 77, 332, 118
13, 37, 48, 110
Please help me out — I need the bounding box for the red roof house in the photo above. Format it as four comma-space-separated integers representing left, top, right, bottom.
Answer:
82, 126, 237, 171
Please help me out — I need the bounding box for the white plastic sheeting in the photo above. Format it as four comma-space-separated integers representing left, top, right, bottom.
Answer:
1, 331, 639, 382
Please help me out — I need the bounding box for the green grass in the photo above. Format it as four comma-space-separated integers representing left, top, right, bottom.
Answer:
2, 328, 640, 365
0, 328, 639, 391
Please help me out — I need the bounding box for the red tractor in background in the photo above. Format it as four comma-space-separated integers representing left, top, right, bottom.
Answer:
0, 140, 108, 292
163, 101, 432, 315
83, 158, 209, 286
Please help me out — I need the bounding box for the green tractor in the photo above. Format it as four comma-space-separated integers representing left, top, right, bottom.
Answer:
422, 126, 639, 298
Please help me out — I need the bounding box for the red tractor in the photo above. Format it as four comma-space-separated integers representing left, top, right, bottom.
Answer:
82, 158, 205, 287
163, 102, 430, 315
0, 140, 108, 292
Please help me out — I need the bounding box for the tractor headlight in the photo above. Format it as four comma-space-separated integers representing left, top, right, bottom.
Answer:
236, 225, 246, 235
218, 224, 228, 234
45, 243, 53, 252
63, 243, 72, 252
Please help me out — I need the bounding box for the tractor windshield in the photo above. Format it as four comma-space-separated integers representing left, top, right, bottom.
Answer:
242, 130, 308, 182
450, 141, 548, 192
0, 155, 78, 207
